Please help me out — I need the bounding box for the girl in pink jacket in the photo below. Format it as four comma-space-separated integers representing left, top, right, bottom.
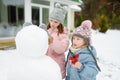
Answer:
46, 3, 69, 79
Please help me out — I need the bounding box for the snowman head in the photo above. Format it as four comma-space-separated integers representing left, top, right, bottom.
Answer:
15, 25, 48, 58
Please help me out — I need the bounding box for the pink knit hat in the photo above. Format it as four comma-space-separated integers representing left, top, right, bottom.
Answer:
72, 20, 92, 45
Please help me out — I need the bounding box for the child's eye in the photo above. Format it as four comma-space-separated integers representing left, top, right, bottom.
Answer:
50, 20, 53, 22
73, 37, 75, 40
77, 38, 80, 40
54, 21, 59, 23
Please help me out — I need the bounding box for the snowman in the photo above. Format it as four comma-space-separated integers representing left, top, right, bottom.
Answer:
0, 24, 62, 80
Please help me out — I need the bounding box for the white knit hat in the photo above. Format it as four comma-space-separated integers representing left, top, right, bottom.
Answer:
49, 3, 67, 24
72, 20, 92, 45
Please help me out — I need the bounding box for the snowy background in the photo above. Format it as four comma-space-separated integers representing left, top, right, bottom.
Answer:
92, 30, 120, 80
0, 29, 120, 80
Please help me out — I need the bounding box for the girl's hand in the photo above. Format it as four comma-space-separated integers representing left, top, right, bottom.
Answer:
72, 61, 82, 69
48, 36, 53, 44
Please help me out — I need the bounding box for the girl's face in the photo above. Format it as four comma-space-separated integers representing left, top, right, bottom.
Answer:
72, 36, 86, 49
49, 20, 60, 29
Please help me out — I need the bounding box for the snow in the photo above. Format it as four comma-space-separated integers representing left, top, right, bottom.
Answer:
92, 30, 120, 80
0, 29, 120, 80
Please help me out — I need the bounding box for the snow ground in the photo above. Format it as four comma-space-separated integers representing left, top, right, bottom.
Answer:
92, 30, 120, 80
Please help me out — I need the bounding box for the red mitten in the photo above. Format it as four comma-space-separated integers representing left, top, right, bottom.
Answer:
69, 54, 79, 64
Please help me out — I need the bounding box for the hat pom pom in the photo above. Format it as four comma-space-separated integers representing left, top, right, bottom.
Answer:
55, 3, 68, 12
63, 6, 68, 13
39, 23, 47, 31
81, 20, 92, 28
55, 3, 61, 8
23, 22, 32, 27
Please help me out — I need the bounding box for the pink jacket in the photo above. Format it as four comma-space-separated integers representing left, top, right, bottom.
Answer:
46, 27, 69, 79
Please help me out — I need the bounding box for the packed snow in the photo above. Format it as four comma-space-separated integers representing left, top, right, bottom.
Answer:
0, 29, 120, 80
